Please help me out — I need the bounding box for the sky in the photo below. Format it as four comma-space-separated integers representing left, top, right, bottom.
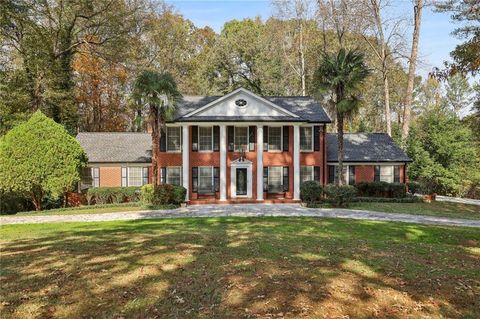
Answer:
165, 0, 463, 78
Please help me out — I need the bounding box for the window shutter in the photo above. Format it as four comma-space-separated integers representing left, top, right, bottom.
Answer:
160, 167, 166, 184
121, 167, 128, 187
159, 127, 166, 152
328, 166, 335, 184
263, 126, 268, 151
249, 126, 256, 151
394, 166, 400, 183
192, 167, 198, 192
314, 126, 320, 151
191, 126, 198, 151
227, 126, 234, 151
212, 126, 220, 151
263, 167, 268, 192
314, 166, 321, 182
348, 166, 356, 185
282, 126, 289, 152
214, 167, 220, 192
374, 166, 380, 182
283, 166, 289, 192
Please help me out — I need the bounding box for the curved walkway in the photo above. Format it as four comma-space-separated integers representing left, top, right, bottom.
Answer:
1, 204, 479, 228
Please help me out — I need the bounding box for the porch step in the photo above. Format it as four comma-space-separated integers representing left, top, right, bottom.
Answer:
188, 199, 301, 205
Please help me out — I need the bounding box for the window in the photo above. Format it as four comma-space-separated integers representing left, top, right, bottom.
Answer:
268, 127, 282, 151
198, 166, 213, 193
235, 99, 247, 107
234, 127, 249, 152
327, 165, 347, 184
268, 166, 283, 192
348, 166, 355, 185
300, 166, 314, 184
394, 166, 400, 183
199, 127, 213, 151
167, 127, 181, 152
380, 165, 394, 183
300, 127, 313, 151
128, 167, 143, 186
166, 167, 182, 186
81, 167, 99, 189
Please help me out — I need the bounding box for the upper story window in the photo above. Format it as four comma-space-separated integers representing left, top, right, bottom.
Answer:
300, 127, 313, 151
234, 127, 249, 152
268, 127, 282, 151
167, 127, 181, 152
199, 126, 213, 151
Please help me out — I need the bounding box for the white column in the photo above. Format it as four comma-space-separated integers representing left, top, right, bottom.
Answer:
220, 125, 227, 201
256, 125, 264, 200
293, 125, 300, 200
182, 125, 189, 201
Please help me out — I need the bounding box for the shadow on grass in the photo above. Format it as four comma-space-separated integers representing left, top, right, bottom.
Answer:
1, 217, 479, 318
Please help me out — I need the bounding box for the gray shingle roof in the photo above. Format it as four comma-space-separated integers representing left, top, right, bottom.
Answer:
327, 133, 412, 162
174, 96, 331, 123
77, 132, 151, 163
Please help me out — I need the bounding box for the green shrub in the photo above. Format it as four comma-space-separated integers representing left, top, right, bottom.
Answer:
87, 187, 141, 205
172, 185, 187, 204
324, 185, 357, 207
355, 182, 406, 198
300, 181, 323, 204
407, 182, 420, 195
141, 184, 186, 206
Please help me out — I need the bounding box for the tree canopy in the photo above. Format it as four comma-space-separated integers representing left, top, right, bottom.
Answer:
0, 111, 87, 210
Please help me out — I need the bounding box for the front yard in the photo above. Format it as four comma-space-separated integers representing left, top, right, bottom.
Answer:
1, 217, 479, 318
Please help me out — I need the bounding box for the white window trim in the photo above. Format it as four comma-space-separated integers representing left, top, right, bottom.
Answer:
198, 166, 215, 193
300, 126, 314, 152
166, 126, 182, 153
198, 126, 214, 153
166, 166, 183, 186
379, 165, 394, 183
268, 126, 283, 153
127, 167, 144, 187
234, 126, 249, 152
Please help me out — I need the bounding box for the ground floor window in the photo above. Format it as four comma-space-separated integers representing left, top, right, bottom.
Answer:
198, 166, 214, 193
267, 166, 283, 192
81, 167, 99, 189
300, 166, 314, 184
327, 165, 353, 185
374, 165, 401, 183
122, 167, 149, 187
163, 167, 182, 186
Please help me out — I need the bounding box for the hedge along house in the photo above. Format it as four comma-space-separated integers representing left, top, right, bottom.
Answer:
77, 88, 411, 203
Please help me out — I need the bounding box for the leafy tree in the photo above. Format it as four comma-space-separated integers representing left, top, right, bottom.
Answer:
313, 48, 370, 185
0, 111, 87, 210
407, 107, 479, 196
444, 73, 473, 113
435, 0, 480, 76
131, 71, 181, 187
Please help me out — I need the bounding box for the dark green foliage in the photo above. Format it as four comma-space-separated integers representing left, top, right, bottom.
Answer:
0, 191, 34, 215
300, 181, 323, 204
0, 111, 87, 210
323, 185, 357, 208
141, 184, 186, 206
355, 182, 407, 198
306, 195, 421, 207
86, 187, 141, 205
407, 182, 421, 195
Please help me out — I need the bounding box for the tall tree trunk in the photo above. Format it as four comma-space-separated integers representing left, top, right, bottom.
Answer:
402, 0, 423, 147
150, 104, 160, 187
384, 73, 392, 136
299, 21, 306, 96
337, 111, 345, 186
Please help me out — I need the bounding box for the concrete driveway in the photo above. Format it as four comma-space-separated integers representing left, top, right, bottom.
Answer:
1, 204, 479, 228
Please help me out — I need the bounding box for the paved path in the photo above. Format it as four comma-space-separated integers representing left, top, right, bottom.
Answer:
1, 204, 479, 228
435, 195, 480, 206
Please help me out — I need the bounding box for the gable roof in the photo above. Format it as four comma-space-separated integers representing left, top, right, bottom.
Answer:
173, 94, 331, 123
77, 132, 151, 163
327, 133, 412, 163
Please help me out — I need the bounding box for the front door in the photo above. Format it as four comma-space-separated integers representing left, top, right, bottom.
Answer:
236, 168, 247, 196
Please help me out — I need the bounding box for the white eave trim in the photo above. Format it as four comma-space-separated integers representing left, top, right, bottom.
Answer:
182, 87, 300, 118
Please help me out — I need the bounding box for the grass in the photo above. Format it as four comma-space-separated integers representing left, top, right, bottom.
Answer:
350, 201, 480, 220
1, 217, 479, 318
3, 203, 179, 217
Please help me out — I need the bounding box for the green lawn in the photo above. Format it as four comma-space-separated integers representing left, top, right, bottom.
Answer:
6, 203, 143, 216
1, 218, 479, 318
350, 201, 480, 220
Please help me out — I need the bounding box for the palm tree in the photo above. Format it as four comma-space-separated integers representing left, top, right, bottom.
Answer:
313, 48, 370, 185
131, 71, 181, 187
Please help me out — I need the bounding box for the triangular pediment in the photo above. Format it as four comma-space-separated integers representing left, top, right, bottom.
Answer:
231, 158, 252, 165
183, 88, 298, 118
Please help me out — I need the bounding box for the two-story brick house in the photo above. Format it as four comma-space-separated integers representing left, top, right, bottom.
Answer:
77, 88, 411, 203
